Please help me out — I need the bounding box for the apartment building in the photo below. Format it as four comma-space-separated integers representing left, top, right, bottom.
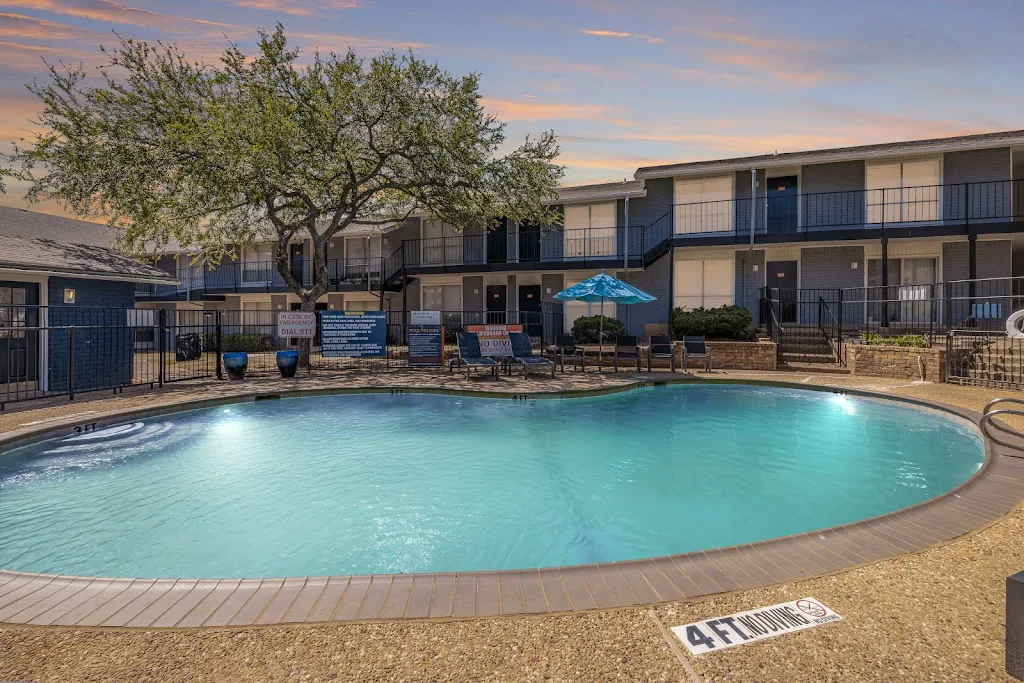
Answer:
136, 129, 1024, 336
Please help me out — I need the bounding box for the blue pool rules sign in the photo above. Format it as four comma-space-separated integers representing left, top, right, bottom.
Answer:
321, 310, 387, 357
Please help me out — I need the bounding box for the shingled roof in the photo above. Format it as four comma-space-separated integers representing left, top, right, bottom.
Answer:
0, 233, 174, 283
635, 129, 1024, 179
550, 179, 647, 205
0, 206, 119, 247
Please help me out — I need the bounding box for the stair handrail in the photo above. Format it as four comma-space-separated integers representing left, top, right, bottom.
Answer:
980, 397, 1024, 457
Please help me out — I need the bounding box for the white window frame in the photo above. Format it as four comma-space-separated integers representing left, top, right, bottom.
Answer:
673, 175, 735, 235
563, 202, 617, 258
672, 257, 735, 310
865, 156, 942, 225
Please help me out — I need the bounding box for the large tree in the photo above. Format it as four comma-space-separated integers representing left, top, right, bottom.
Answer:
2, 25, 563, 311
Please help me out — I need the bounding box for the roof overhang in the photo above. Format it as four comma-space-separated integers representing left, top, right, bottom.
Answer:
635, 131, 1024, 180
0, 263, 177, 285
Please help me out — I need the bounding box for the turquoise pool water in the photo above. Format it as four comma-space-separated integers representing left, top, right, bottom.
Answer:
0, 385, 984, 579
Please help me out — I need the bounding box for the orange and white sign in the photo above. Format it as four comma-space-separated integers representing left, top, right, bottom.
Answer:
467, 324, 523, 356
277, 311, 316, 338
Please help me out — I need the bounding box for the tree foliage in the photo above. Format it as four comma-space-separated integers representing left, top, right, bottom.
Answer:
2, 25, 564, 309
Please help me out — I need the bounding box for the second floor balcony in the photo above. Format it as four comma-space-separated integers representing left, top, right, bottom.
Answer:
399, 225, 647, 273
136, 258, 384, 299
669, 179, 1024, 239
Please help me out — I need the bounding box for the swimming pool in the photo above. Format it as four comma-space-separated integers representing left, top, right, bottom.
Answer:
0, 385, 984, 579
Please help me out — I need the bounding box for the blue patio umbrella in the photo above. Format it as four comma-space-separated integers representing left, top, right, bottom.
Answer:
554, 271, 656, 367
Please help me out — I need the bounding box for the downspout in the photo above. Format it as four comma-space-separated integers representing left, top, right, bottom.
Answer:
742, 169, 756, 324
624, 193, 630, 334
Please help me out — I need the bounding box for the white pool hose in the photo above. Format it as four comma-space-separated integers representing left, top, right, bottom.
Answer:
1007, 310, 1024, 339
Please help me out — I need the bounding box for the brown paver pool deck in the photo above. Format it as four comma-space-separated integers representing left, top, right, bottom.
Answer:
0, 372, 1022, 633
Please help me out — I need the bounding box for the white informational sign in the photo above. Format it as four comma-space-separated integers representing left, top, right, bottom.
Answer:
410, 310, 442, 325
671, 597, 842, 655
277, 311, 316, 338
467, 324, 523, 357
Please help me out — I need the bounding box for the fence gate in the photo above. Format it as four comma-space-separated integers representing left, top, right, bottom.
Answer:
947, 330, 1024, 389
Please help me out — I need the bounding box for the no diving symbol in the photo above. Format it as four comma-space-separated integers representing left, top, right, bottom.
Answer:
796, 599, 827, 618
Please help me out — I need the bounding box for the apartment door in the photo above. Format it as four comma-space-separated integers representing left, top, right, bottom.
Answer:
767, 176, 798, 234
518, 285, 542, 338
290, 244, 304, 285
486, 284, 507, 323
518, 222, 541, 263
487, 219, 508, 264
766, 261, 798, 323
0, 283, 38, 384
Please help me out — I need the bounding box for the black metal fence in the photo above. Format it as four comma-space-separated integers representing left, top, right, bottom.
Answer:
0, 304, 566, 408
946, 330, 1024, 388
761, 276, 1024, 369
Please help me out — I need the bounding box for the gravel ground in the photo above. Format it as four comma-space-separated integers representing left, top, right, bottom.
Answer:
1, 370, 1023, 682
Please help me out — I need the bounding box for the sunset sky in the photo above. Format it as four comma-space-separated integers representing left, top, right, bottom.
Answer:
0, 0, 1021, 214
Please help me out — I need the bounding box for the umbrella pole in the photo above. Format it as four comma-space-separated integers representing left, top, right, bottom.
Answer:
598, 296, 604, 371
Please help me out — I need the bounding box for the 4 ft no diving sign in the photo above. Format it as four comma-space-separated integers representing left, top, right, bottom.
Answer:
671, 598, 842, 655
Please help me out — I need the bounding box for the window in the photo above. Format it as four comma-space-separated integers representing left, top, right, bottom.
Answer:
563, 277, 615, 332
866, 257, 938, 324
242, 244, 274, 283
421, 220, 461, 265
345, 298, 378, 312
674, 176, 734, 234
673, 259, 735, 310
564, 202, 617, 257
866, 159, 940, 223
346, 237, 383, 276
421, 284, 463, 312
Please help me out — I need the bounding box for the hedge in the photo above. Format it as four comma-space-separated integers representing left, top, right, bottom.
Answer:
671, 305, 753, 340
570, 315, 624, 343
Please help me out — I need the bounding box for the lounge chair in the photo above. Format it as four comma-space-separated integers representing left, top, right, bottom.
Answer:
646, 334, 676, 372
509, 332, 555, 378
613, 335, 641, 372
450, 331, 499, 380
681, 335, 712, 372
547, 334, 586, 373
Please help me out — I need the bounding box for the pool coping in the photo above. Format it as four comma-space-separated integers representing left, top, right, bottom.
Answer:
1, 378, 1023, 629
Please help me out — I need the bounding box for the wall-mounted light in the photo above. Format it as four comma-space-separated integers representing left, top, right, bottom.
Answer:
752, 264, 759, 272
851, 261, 859, 270
63, 288, 76, 304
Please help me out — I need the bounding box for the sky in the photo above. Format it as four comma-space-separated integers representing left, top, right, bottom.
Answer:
0, 0, 1021, 215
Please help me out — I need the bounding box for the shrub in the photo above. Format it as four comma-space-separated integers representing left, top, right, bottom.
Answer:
571, 315, 624, 343
671, 305, 753, 340
860, 333, 929, 348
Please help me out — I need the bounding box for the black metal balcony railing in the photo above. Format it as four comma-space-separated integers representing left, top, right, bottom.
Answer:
135, 258, 383, 298
400, 226, 646, 270
671, 179, 1024, 237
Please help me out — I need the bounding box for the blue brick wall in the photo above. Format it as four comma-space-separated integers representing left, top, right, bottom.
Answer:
48, 277, 136, 393
619, 253, 670, 336
734, 249, 766, 323
801, 161, 866, 229
943, 147, 1012, 219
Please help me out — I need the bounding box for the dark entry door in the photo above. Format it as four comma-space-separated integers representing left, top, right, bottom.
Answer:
0, 282, 39, 384
290, 244, 304, 285
518, 222, 541, 263
486, 285, 507, 323
766, 261, 798, 323
518, 285, 542, 338
487, 219, 507, 264
767, 176, 798, 234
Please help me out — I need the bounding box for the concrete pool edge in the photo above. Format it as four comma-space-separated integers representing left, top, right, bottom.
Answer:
1, 379, 1023, 629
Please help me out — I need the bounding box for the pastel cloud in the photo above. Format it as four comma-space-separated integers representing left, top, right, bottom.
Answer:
479, 97, 618, 123
580, 28, 663, 44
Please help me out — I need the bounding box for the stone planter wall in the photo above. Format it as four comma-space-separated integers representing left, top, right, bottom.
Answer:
844, 344, 946, 382
704, 341, 777, 371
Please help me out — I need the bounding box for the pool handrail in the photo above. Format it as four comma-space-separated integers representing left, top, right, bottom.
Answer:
980, 397, 1024, 457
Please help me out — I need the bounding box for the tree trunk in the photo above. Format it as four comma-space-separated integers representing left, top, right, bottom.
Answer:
274, 229, 330, 370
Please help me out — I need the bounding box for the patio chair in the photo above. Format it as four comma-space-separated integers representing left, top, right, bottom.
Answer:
646, 334, 676, 373
613, 335, 641, 372
509, 332, 555, 378
547, 334, 586, 373
681, 335, 712, 372
449, 331, 499, 380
